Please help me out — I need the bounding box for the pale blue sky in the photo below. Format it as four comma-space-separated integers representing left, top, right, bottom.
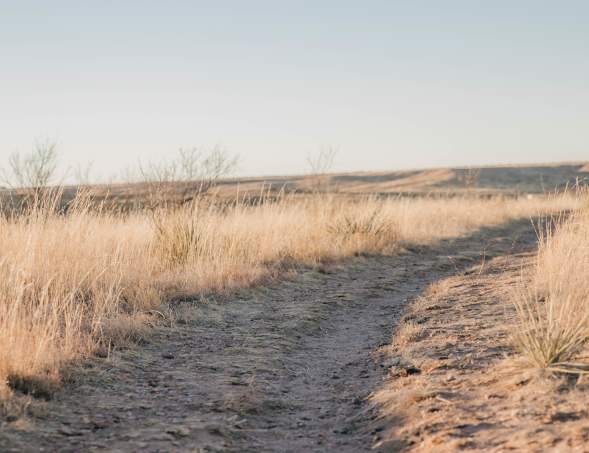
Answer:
1, 1, 588, 179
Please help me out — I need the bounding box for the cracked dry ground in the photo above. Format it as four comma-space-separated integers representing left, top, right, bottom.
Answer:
0, 219, 537, 452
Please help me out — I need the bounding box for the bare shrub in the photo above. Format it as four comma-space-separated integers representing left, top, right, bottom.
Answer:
1, 139, 61, 211
73, 161, 94, 186
4, 139, 59, 189
307, 146, 338, 192
138, 145, 238, 210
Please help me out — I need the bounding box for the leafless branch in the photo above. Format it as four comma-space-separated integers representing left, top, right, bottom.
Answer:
307, 145, 338, 192
137, 145, 238, 210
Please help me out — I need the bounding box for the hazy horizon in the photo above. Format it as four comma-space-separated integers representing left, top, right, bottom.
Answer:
1, 1, 588, 180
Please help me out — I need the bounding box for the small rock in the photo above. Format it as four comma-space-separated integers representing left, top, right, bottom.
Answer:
166, 426, 190, 437
389, 365, 421, 377
92, 418, 112, 430
58, 426, 81, 437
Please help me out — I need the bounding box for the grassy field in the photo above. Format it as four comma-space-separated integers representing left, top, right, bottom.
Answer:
0, 177, 580, 400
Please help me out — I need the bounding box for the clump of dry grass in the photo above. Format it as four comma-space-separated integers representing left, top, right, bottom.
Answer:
329, 205, 400, 254
393, 321, 425, 347
0, 190, 578, 399
151, 206, 204, 268
513, 206, 589, 372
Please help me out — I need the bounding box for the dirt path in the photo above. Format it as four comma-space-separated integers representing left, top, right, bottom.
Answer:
0, 219, 538, 452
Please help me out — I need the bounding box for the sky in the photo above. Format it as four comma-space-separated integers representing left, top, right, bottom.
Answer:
1, 1, 588, 180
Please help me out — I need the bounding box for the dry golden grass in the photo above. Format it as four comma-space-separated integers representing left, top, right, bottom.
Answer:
0, 191, 578, 397
392, 321, 425, 347
513, 200, 589, 372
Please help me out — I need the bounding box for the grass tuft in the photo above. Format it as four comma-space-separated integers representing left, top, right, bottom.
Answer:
513, 202, 589, 373
151, 206, 204, 267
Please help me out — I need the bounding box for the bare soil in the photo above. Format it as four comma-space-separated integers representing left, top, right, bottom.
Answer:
0, 219, 548, 452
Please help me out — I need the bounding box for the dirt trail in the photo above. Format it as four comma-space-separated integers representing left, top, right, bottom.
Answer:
0, 219, 537, 452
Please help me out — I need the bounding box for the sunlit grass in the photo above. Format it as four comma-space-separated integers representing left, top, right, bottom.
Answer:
0, 190, 577, 396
